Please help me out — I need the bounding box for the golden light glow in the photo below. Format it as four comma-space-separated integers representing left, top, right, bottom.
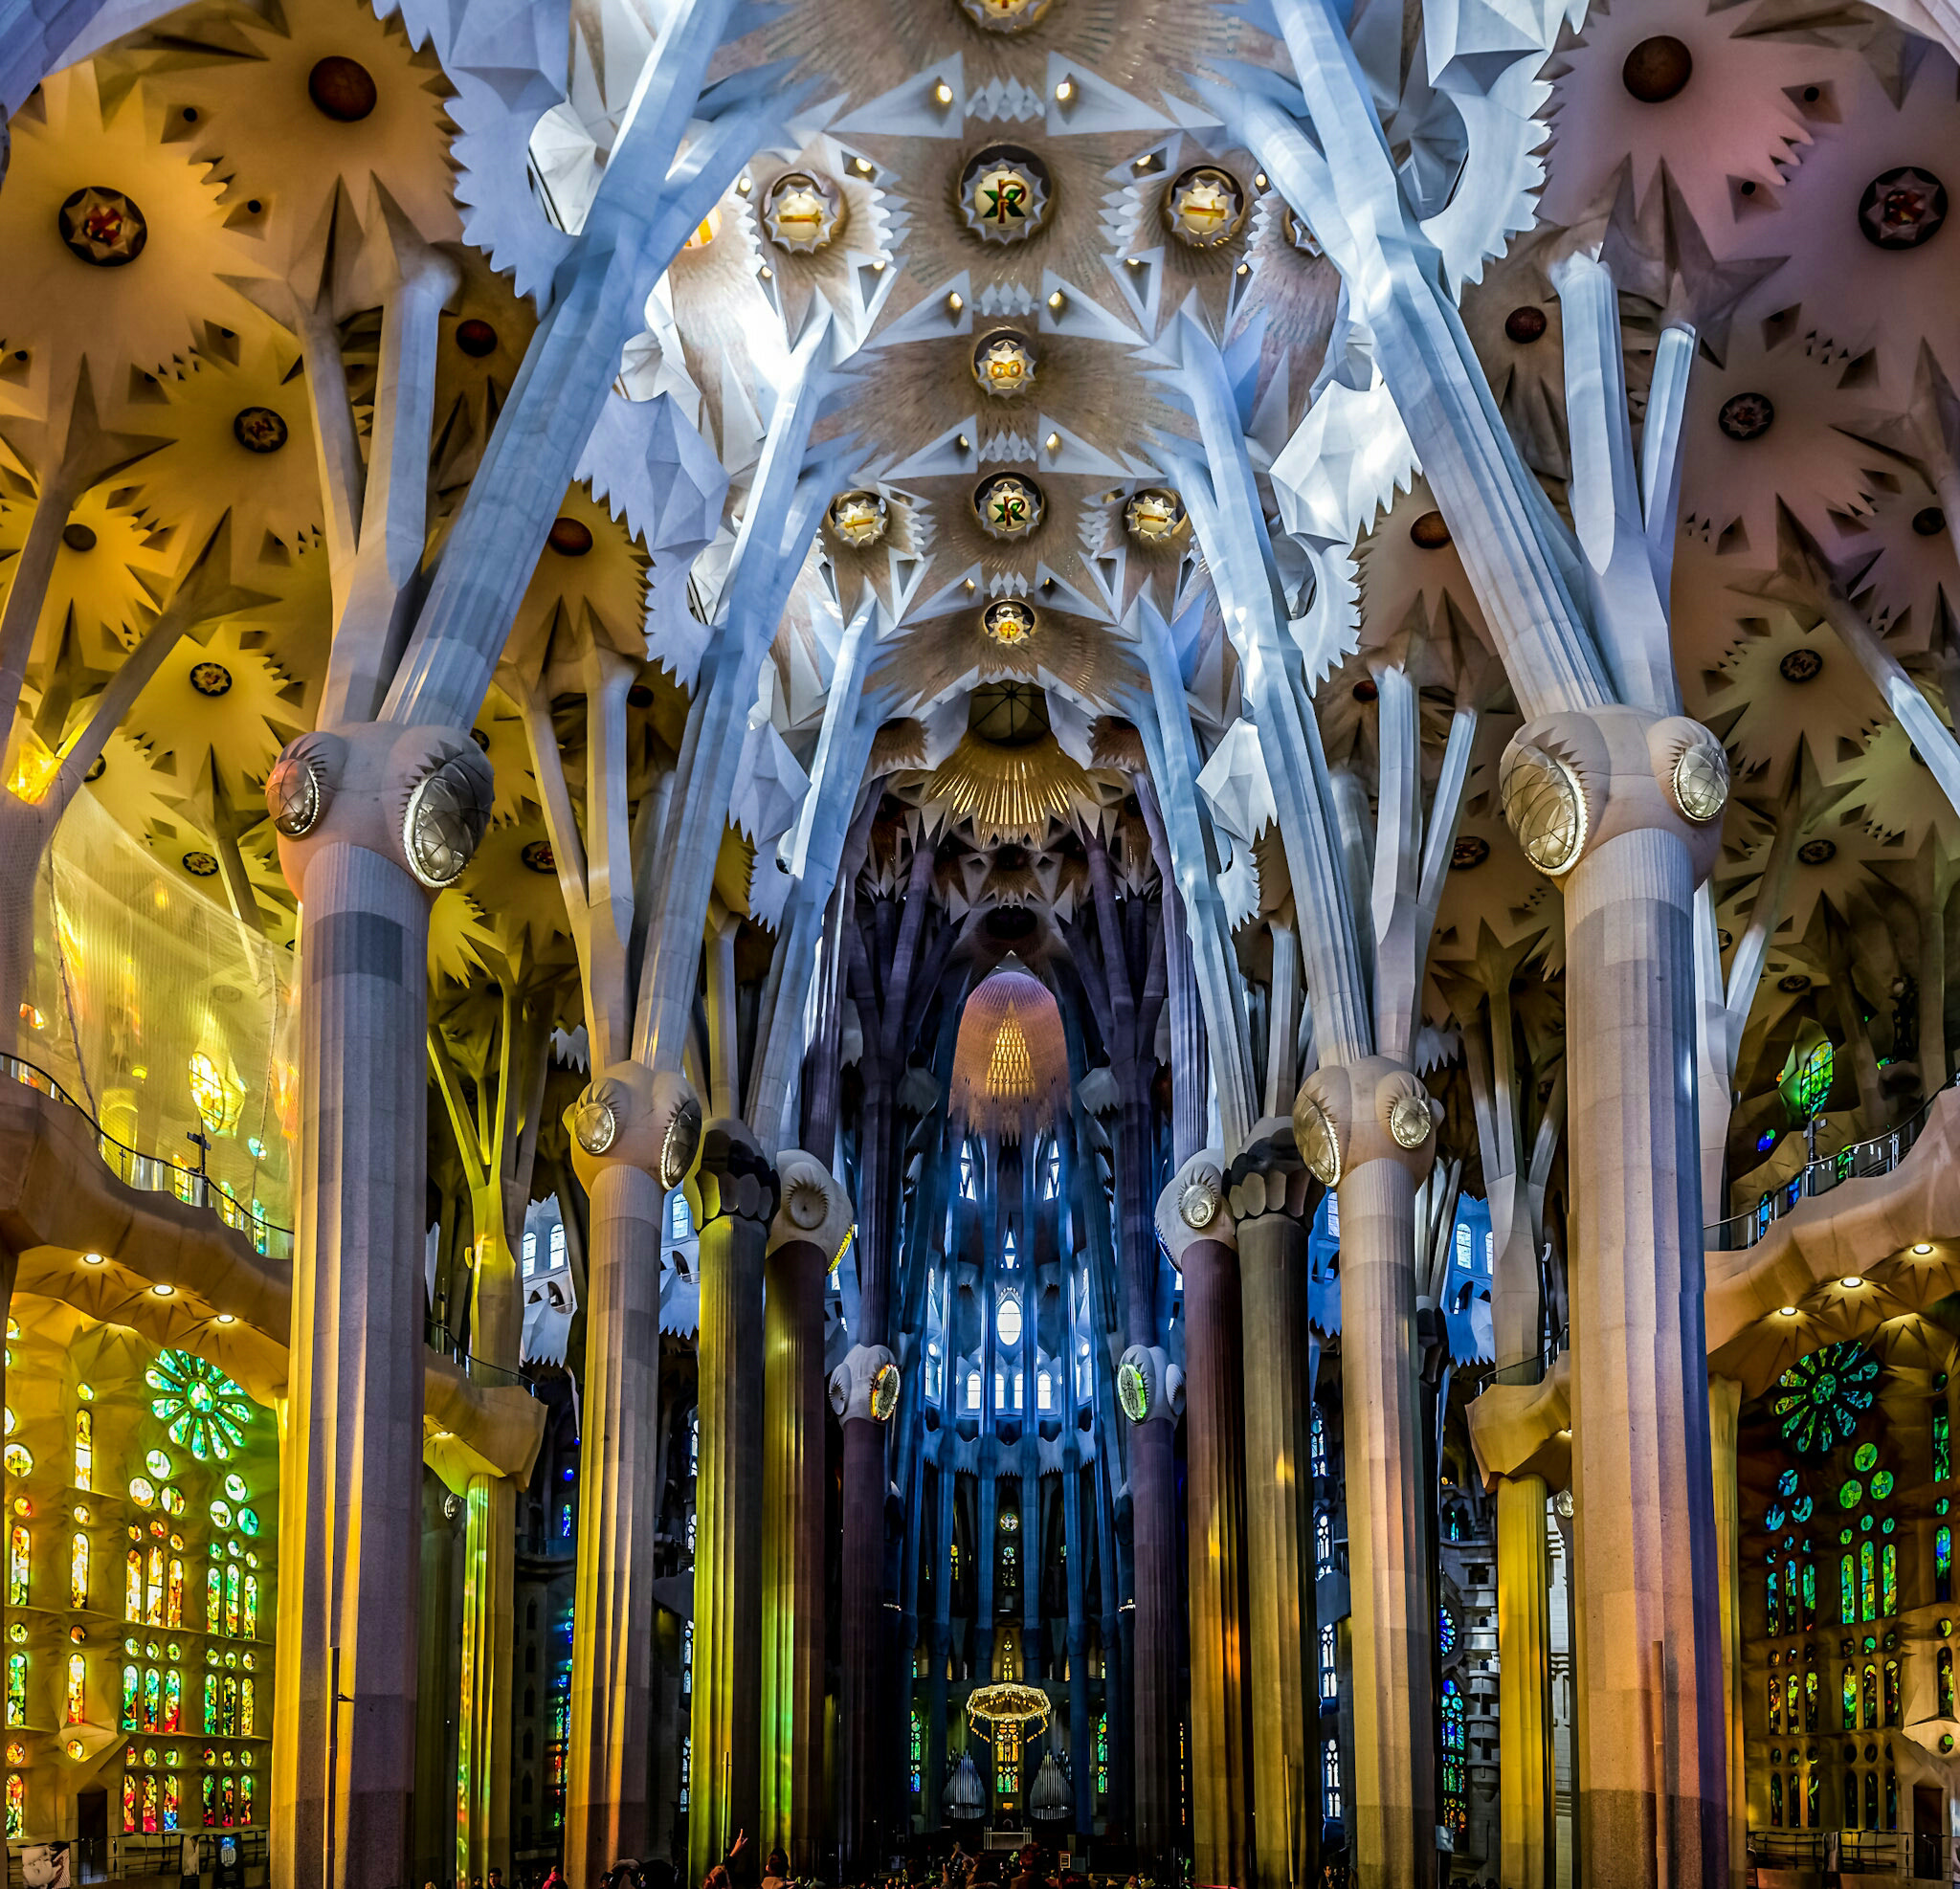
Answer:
684, 208, 722, 251
987, 1010, 1036, 1103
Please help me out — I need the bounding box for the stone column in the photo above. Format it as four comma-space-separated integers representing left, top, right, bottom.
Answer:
1060, 1451, 1093, 1833
1226, 1120, 1319, 1889
1496, 1476, 1552, 1889
1500, 708, 1730, 1885
563, 1063, 701, 1886
1123, 1371, 1181, 1852
690, 1119, 779, 1888
926, 1450, 956, 1831
1159, 1155, 1251, 1889
1295, 1061, 1440, 1889
833, 1339, 901, 1869
1709, 1377, 1745, 1889
265, 724, 493, 1889
457, 1473, 515, 1885
764, 1156, 851, 1871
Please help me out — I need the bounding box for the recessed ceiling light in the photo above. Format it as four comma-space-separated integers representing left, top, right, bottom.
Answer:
1776, 1306, 1798, 1318
1840, 1277, 1864, 1289
948, 292, 964, 315
1914, 1243, 1935, 1255
214, 1313, 236, 1326
1054, 78, 1073, 101
933, 81, 953, 104
1047, 291, 1064, 313
81, 1253, 104, 1267
149, 1283, 174, 1299
1557, 1427, 1572, 1439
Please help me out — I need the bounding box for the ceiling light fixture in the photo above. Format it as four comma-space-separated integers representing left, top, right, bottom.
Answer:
1055, 78, 1073, 101
934, 81, 954, 104
948, 292, 965, 315
1047, 291, 1064, 313
1776, 1306, 1798, 1318
1914, 1242, 1935, 1255
81, 1253, 104, 1267
149, 1283, 174, 1299
1840, 1276, 1864, 1289
214, 1314, 236, 1326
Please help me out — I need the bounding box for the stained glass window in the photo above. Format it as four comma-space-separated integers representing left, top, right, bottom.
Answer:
1311, 1407, 1327, 1478
142, 1668, 159, 1731
5, 1654, 24, 1728
201, 1676, 216, 1735
1863, 1662, 1879, 1729
1771, 1771, 1783, 1827
1096, 1711, 1108, 1798
1768, 1565, 1780, 1635
200, 1777, 214, 1826
1805, 1668, 1818, 1731
1882, 1544, 1898, 1617
1323, 1738, 1341, 1820
221, 1675, 237, 1736
125, 1776, 140, 1835
1439, 1608, 1457, 1656
1861, 1542, 1877, 1622
1807, 1771, 1819, 1828
239, 1677, 254, 1736
1841, 1553, 1856, 1625
206, 1567, 221, 1632
73, 1411, 92, 1492
7, 1527, 26, 1608
1842, 1664, 1857, 1729
163, 1774, 179, 1833
147, 1546, 165, 1625
163, 1670, 181, 1732
64, 1655, 82, 1724
993, 1723, 1019, 1801
69, 1534, 87, 1611
239, 1774, 255, 1825
1773, 1343, 1881, 1455
1440, 1679, 1466, 1841
4, 1773, 20, 1838
1937, 1408, 1951, 1483
1845, 1770, 1859, 1828
1865, 1769, 1878, 1830
167, 1560, 183, 1629
909, 1704, 923, 1794
1769, 1676, 1782, 1733
1939, 1527, 1952, 1604
1785, 1674, 1799, 1729
1801, 1561, 1816, 1628
225, 1565, 240, 1638
141, 1773, 158, 1834
122, 1666, 139, 1731
145, 1352, 253, 1462
1940, 1647, 1954, 1717
241, 1574, 256, 1639
1321, 1623, 1337, 1700
1884, 1658, 1901, 1725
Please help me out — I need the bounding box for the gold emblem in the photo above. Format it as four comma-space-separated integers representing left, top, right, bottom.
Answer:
1165, 167, 1247, 248
828, 490, 889, 548
763, 170, 844, 254
1125, 488, 1185, 544
972, 332, 1036, 399
974, 475, 1044, 541
956, 0, 1055, 32
982, 600, 1037, 646
961, 147, 1051, 245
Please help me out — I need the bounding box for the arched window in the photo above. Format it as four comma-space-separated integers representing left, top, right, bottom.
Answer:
1801, 1560, 1816, 1629
1771, 1772, 1782, 1828
1841, 1664, 1857, 1730
1844, 1769, 1859, 1829
64, 1654, 84, 1724
1036, 1370, 1052, 1412
1322, 1739, 1342, 1821
548, 1224, 565, 1270
1884, 1658, 1901, 1725
996, 1293, 1022, 1347
960, 1145, 978, 1202
1319, 1624, 1337, 1700
1044, 1142, 1060, 1199
1840, 1553, 1856, 1625
1439, 1680, 1466, 1841
1315, 1512, 1332, 1575
1003, 1230, 1016, 1271
966, 1369, 982, 1413
1865, 1770, 1879, 1830
1861, 1541, 1877, 1622
1805, 1667, 1818, 1731
1454, 1224, 1471, 1270
74, 1410, 93, 1491
522, 1232, 537, 1277
1785, 1674, 1798, 1730
1939, 1525, 1953, 1603
1768, 1676, 1781, 1733
1311, 1407, 1328, 1478
6, 1527, 26, 1608
1863, 1661, 1879, 1729
1938, 1646, 1954, 1717
1767, 1564, 1780, 1635
70, 1534, 88, 1611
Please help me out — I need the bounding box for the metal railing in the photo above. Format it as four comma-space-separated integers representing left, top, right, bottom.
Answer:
1748, 1827, 1953, 1878
1, 1053, 293, 1261
1706, 1078, 1953, 1254
425, 1317, 539, 1393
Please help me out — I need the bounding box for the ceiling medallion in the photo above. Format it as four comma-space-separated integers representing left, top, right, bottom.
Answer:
982, 600, 1037, 647
1913, 507, 1946, 536
762, 170, 845, 254
547, 516, 593, 556
1780, 647, 1823, 683
182, 852, 219, 878
972, 331, 1036, 399
307, 56, 378, 122
57, 188, 147, 267
828, 490, 889, 547
960, 146, 1051, 245
232, 408, 288, 455
1718, 392, 1774, 441
1451, 834, 1489, 870
1504, 306, 1548, 344
956, 0, 1055, 33
1410, 510, 1452, 549
1125, 488, 1185, 544
1859, 167, 1947, 249
1280, 205, 1322, 256
1164, 167, 1247, 248
1621, 34, 1693, 103
454, 319, 498, 358
189, 663, 233, 699
61, 524, 96, 553
974, 473, 1044, 540
1798, 837, 1837, 866
521, 840, 556, 874
1779, 972, 1812, 993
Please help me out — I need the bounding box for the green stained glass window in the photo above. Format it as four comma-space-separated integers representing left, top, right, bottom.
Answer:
1842, 1664, 1858, 1728
1768, 1567, 1780, 1634
1871, 1471, 1894, 1500
1862, 1542, 1877, 1622
1774, 1343, 1880, 1455
1841, 1553, 1857, 1625
1855, 1442, 1880, 1473
1938, 1526, 1952, 1604
1882, 1544, 1898, 1617
144, 1353, 253, 1462
1935, 1409, 1950, 1482
6, 1654, 25, 1728
1841, 1480, 1864, 1510
1802, 1562, 1816, 1626
1805, 1668, 1818, 1730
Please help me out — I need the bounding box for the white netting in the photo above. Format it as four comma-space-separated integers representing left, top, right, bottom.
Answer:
16, 789, 294, 1238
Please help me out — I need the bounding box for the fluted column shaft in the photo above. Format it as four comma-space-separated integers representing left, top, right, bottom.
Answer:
838, 1413, 886, 1863
458, 1473, 516, 1884
272, 839, 430, 1889
1565, 822, 1726, 1885
1710, 1377, 1745, 1889
1338, 1152, 1433, 1889
764, 1235, 828, 1870
1229, 1135, 1318, 1889
690, 1122, 776, 1888
1130, 1412, 1181, 1851
1181, 1233, 1251, 1889
1497, 1475, 1552, 1889
565, 1160, 664, 1885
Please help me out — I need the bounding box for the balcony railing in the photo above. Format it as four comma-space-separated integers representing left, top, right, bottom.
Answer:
0, 1053, 293, 1261
1748, 1826, 1952, 1878
425, 1317, 539, 1394
1707, 1077, 1953, 1254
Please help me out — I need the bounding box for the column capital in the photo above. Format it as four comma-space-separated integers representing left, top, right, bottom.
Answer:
1116, 1343, 1183, 1429
1499, 703, 1729, 888
768, 1149, 854, 1263
828, 1341, 900, 1426
1294, 1056, 1442, 1189
1157, 1148, 1236, 1259
265, 722, 494, 900
693, 1116, 780, 1230
1224, 1115, 1313, 1224
564, 1061, 702, 1196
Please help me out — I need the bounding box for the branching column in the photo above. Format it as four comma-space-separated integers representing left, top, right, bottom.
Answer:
1225, 1121, 1318, 1889
764, 1156, 852, 1871
690, 1120, 779, 1887
265, 724, 494, 1889
1160, 1155, 1251, 1889
1501, 707, 1730, 1884
563, 1063, 699, 1885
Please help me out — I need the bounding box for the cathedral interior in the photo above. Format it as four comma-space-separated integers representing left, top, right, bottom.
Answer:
0, 0, 1959, 1880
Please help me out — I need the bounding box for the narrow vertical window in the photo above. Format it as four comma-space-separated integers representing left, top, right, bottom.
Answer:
73, 1411, 92, 1491
145, 1545, 164, 1626
64, 1654, 83, 1724
5, 1654, 25, 1727
122, 1666, 139, 1730
1841, 1552, 1857, 1624
1805, 1668, 1818, 1731
1938, 1647, 1954, 1717
1884, 1658, 1901, 1725
1860, 1541, 1877, 1622
70, 1534, 88, 1611
1862, 1661, 1878, 1729
1936, 1406, 1951, 1482
1842, 1664, 1857, 1729
1882, 1544, 1897, 1617
1939, 1526, 1952, 1604
4, 1774, 21, 1839
7, 1527, 27, 1608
